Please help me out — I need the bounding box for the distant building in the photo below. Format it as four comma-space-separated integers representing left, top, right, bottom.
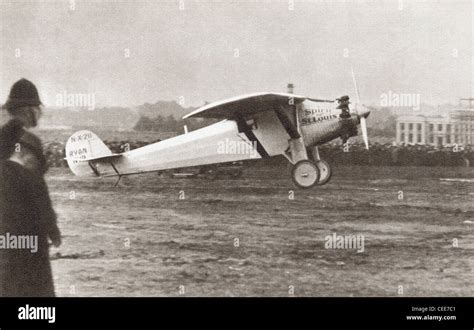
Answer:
396, 99, 474, 147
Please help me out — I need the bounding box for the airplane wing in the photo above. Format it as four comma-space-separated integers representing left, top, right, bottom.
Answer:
183, 92, 311, 119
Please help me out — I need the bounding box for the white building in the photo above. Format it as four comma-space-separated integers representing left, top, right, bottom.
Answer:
396, 103, 474, 147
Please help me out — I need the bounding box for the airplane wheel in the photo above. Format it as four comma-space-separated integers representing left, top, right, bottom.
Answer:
315, 160, 332, 185
291, 160, 320, 189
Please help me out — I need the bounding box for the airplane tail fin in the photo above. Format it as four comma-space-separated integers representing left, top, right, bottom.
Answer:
65, 130, 118, 177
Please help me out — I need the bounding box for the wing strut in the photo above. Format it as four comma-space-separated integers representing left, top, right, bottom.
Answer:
235, 116, 270, 158
274, 106, 300, 139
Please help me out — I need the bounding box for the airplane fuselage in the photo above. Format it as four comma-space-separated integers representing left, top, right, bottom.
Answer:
66, 98, 361, 178
113, 100, 358, 174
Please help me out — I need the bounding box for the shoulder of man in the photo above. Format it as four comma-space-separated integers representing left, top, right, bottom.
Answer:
19, 130, 48, 174
0, 118, 25, 160
20, 130, 44, 151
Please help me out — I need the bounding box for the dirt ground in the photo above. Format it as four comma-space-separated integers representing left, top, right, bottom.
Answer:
46, 165, 474, 297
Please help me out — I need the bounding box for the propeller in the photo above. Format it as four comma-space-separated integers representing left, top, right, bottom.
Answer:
351, 67, 370, 150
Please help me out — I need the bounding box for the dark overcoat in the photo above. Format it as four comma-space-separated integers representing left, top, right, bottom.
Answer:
0, 120, 59, 297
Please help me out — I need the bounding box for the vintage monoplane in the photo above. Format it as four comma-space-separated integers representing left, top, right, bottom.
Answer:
65, 73, 370, 188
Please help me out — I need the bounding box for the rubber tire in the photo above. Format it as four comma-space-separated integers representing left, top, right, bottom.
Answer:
315, 160, 332, 186
291, 160, 320, 189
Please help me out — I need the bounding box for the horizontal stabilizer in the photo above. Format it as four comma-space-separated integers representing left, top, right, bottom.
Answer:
67, 153, 122, 162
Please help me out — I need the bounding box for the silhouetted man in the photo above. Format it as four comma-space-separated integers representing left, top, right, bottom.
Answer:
0, 79, 61, 297
3, 79, 49, 175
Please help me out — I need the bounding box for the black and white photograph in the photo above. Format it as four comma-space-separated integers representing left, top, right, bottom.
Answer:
0, 0, 473, 328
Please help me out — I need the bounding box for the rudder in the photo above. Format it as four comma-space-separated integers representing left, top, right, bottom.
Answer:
65, 130, 113, 176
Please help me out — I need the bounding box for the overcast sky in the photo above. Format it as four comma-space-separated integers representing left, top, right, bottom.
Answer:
0, 0, 472, 108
